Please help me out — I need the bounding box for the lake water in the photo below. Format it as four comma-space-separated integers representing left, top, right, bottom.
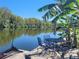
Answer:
0, 29, 78, 53
0, 29, 54, 52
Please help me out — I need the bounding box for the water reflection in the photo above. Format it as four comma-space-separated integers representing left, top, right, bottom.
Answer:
0, 30, 23, 46
0, 29, 78, 53
0, 29, 52, 52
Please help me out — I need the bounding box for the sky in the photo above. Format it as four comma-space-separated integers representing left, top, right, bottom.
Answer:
0, 0, 55, 20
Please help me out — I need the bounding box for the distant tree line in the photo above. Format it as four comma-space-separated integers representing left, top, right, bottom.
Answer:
0, 7, 53, 30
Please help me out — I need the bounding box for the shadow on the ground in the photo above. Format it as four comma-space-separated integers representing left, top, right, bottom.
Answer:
25, 55, 31, 59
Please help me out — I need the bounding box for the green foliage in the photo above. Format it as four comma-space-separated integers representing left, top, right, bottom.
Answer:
0, 7, 52, 30
39, 0, 79, 46
38, 4, 56, 12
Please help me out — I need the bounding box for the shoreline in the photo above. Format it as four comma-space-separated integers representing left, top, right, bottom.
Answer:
1, 46, 79, 59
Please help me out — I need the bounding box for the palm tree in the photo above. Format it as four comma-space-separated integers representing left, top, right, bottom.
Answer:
38, 0, 77, 33
57, 13, 79, 48
38, 0, 79, 47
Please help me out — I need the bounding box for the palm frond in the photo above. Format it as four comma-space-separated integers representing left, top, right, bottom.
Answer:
51, 11, 63, 22
38, 4, 57, 12
61, 17, 67, 20
52, 8, 76, 22
75, 0, 79, 7
42, 9, 59, 20
64, 0, 75, 6
42, 11, 52, 21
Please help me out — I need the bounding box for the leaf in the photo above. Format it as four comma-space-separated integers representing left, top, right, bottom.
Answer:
61, 17, 67, 20
52, 12, 62, 22
42, 9, 59, 20
64, 0, 75, 5
42, 11, 53, 20
38, 4, 57, 12
59, 0, 67, 5
52, 7, 76, 22
65, 2, 75, 8
75, 0, 79, 6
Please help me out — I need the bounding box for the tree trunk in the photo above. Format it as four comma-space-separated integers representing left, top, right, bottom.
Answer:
67, 27, 71, 41
53, 21, 56, 35
73, 27, 77, 48
66, 27, 71, 48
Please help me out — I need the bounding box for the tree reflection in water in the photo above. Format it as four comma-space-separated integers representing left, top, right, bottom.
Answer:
0, 29, 52, 46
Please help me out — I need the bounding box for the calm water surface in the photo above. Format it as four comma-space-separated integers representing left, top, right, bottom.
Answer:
0, 29, 54, 52
0, 29, 78, 53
